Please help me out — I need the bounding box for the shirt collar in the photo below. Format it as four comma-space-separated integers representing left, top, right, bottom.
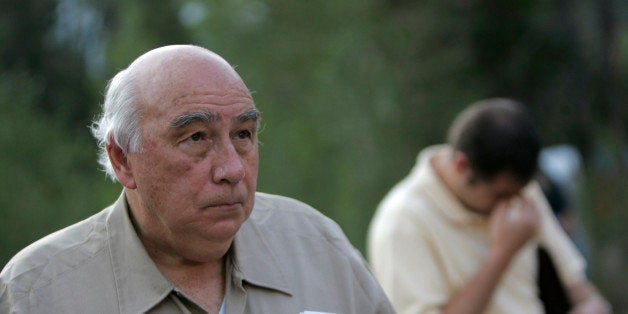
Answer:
409, 145, 486, 225
231, 195, 292, 296
106, 191, 175, 313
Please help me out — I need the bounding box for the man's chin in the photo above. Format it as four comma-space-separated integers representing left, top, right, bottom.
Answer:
466, 205, 493, 216
176, 230, 239, 263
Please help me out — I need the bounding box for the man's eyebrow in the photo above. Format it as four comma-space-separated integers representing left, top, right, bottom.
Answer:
237, 109, 260, 123
170, 111, 218, 128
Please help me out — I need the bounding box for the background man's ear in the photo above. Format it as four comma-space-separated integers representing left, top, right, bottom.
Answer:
107, 142, 137, 189
452, 151, 471, 177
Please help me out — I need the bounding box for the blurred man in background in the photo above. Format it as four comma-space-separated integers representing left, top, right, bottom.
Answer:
368, 98, 609, 313
1, 45, 394, 314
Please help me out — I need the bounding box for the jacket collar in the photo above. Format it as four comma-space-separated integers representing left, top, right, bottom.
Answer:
231, 194, 292, 296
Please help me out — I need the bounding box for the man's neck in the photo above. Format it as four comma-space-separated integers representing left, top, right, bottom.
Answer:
158, 255, 227, 313
432, 151, 484, 215
125, 191, 229, 313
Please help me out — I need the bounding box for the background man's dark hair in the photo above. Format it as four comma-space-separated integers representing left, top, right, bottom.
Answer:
447, 98, 541, 184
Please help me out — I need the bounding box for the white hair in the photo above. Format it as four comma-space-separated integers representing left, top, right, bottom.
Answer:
90, 69, 142, 181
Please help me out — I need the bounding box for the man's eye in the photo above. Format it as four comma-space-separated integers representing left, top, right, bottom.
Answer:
237, 130, 251, 139
189, 132, 203, 141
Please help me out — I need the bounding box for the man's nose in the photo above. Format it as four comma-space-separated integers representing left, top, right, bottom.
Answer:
211, 142, 245, 184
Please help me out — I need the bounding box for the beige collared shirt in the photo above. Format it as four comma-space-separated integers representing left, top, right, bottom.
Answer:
1, 191, 394, 314
368, 145, 586, 314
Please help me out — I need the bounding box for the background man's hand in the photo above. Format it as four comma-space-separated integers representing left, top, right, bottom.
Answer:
489, 197, 540, 262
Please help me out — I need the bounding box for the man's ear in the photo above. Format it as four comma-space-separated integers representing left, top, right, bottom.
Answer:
107, 142, 137, 189
452, 151, 472, 178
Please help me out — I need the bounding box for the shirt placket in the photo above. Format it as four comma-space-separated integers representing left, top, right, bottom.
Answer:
225, 265, 247, 314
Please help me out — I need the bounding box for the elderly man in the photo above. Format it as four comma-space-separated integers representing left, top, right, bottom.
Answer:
1, 45, 394, 313
368, 98, 610, 313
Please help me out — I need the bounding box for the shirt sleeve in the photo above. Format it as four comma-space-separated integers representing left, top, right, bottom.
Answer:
369, 199, 450, 314
527, 182, 587, 287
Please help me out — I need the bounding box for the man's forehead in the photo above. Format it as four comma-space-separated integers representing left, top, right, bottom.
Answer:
473, 171, 524, 190
128, 46, 251, 106
172, 91, 253, 107
489, 175, 525, 194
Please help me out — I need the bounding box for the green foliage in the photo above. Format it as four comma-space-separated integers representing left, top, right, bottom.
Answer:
0, 71, 119, 264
